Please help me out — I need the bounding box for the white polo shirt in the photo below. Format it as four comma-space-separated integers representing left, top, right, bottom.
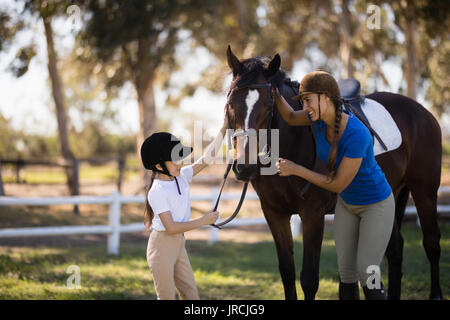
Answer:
147, 166, 193, 231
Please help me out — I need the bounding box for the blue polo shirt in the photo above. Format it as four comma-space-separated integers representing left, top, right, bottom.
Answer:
311, 112, 392, 205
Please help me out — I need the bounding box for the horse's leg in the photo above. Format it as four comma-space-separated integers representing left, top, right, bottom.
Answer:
261, 200, 297, 300
408, 182, 443, 299
385, 186, 408, 300
299, 211, 324, 300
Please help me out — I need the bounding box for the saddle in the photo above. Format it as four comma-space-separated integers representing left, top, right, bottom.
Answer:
338, 78, 388, 151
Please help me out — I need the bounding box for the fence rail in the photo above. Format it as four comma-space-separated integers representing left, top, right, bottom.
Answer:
1, 187, 449, 255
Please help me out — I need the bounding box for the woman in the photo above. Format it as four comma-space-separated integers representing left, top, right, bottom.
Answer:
140, 120, 227, 300
273, 71, 394, 300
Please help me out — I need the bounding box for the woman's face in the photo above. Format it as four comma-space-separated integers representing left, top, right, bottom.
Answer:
301, 93, 321, 121
301, 93, 331, 122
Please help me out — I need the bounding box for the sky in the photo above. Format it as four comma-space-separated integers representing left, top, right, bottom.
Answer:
0, 2, 446, 140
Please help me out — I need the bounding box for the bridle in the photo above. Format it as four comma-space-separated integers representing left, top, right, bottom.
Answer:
210, 82, 273, 229
210, 81, 316, 229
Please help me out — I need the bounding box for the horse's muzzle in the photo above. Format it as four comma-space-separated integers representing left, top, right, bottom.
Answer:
233, 162, 258, 182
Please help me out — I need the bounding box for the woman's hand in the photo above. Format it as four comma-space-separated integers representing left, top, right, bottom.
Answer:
271, 88, 311, 126
202, 210, 219, 225
276, 157, 299, 176
272, 86, 282, 100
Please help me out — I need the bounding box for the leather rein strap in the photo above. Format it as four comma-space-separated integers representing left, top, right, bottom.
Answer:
210, 83, 272, 229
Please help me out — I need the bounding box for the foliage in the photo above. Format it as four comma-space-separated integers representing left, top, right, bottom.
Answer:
0, 114, 135, 159
426, 41, 450, 117
69, 121, 136, 158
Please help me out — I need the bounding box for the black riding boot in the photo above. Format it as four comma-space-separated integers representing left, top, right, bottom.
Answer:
339, 282, 360, 300
362, 282, 387, 300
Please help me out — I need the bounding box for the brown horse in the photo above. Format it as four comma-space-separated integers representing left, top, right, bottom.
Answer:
224, 46, 443, 300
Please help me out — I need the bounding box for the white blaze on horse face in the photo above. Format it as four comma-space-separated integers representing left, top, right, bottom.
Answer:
242, 89, 259, 164
245, 89, 259, 130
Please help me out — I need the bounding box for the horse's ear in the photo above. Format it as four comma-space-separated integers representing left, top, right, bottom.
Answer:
264, 53, 281, 79
227, 45, 242, 76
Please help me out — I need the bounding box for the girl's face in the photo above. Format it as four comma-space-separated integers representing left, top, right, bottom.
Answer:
156, 160, 182, 177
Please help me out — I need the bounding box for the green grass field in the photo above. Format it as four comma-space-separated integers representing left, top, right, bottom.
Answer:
0, 225, 448, 300
2, 165, 139, 184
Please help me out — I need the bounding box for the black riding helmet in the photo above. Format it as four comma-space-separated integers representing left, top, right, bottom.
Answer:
140, 132, 193, 195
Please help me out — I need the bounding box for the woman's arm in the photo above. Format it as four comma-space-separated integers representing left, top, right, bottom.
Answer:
273, 87, 311, 126
277, 156, 362, 194
159, 210, 219, 235
191, 116, 228, 176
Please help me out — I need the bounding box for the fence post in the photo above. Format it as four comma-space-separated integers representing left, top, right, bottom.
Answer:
16, 158, 24, 183
0, 160, 4, 196
208, 187, 220, 245
107, 190, 121, 256
291, 215, 301, 239
117, 157, 125, 192
72, 159, 80, 215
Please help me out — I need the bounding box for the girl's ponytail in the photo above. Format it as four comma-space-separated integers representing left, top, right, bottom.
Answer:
144, 171, 156, 231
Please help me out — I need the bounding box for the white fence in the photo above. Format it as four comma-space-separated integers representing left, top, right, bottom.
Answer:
1, 186, 449, 255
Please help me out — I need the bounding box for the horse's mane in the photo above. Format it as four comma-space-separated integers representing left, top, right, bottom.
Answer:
230, 56, 300, 98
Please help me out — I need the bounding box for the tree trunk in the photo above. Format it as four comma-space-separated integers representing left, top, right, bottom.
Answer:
0, 163, 5, 196
403, 19, 419, 99
136, 76, 157, 154
339, 0, 354, 79
42, 16, 78, 201
134, 54, 157, 186
396, 0, 420, 100
232, 0, 247, 54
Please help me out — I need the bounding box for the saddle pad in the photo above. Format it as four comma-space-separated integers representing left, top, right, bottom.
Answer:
361, 98, 402, 156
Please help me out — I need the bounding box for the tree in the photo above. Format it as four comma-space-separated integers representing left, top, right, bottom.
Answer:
426, 41, 450, 117
80, 0, 192, 156
176, 0, 319, 99
379, 0, 450, 100
1, 0, 78, 197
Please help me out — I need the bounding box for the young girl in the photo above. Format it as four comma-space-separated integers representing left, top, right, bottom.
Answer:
140, 122, 227, 300
273, 71, 395, 300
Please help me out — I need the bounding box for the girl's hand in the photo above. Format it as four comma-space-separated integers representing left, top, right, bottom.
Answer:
218, 114, 228, 136
202, 210, 219, 225
276, 157, 297, 176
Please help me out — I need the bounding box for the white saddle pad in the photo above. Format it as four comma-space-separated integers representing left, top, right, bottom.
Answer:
360, 98, 402, 156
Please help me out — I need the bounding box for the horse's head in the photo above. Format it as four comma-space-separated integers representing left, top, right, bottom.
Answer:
225, 45, 281, 182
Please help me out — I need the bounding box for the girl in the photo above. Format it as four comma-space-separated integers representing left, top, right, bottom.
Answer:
140, 121, 227, 300
273, 71, 394, 300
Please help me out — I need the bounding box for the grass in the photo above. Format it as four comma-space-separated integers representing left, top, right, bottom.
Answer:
2, 165, 135, 184
443, 142, 450, 156
0, 225, 448, 300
